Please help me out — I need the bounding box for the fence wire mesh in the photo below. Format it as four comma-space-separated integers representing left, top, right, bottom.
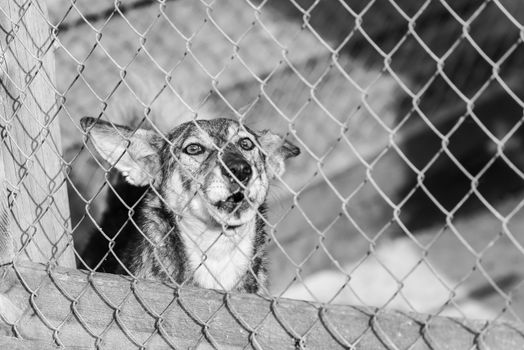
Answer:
1, 0, 524, 348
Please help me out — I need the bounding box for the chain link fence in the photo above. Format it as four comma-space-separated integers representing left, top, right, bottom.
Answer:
1, 0, 524, 348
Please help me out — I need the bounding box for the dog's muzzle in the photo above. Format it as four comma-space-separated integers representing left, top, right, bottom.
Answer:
215, 153, 252, 213
221, 154, 252, 187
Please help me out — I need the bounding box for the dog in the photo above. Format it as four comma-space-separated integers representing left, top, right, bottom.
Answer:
80, 117, 299, 293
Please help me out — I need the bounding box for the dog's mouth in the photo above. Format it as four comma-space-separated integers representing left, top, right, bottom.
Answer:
205, 180, 262, 226
215, 191, 246, 213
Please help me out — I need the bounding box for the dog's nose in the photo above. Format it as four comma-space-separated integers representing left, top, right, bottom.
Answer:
222, 157, 252, 184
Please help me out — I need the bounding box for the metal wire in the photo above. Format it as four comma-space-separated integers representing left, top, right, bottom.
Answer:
1, 0, 524, 348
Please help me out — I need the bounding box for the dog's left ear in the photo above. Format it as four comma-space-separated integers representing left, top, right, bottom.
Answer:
81, 117, 162, 186
257, 130, 300, 178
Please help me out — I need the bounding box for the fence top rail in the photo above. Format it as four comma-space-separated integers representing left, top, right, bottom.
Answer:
0, 261, 522, 349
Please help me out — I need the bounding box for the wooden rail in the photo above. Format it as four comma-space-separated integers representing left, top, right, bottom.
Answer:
0, 261, 522, 349
0, 0, 74, 267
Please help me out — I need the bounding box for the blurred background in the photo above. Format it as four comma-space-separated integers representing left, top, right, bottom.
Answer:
49, 0, 524, 322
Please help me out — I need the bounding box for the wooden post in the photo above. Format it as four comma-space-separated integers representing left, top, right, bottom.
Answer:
0, 0, 75, 267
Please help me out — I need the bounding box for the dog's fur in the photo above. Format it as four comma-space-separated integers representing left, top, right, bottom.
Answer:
81, 117, 299, 293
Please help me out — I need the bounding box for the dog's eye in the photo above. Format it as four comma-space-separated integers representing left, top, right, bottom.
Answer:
239, 137, 255, 151
183, 143, 205, 155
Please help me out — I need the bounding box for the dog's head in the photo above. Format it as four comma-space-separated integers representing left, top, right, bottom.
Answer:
81, 117, 300, 228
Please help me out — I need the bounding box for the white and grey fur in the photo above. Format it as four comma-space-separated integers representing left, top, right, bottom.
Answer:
81, 117, 299, 293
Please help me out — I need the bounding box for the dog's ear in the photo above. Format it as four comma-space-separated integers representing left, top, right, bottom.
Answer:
257, 130, 300, 178
80, 117, 161, 186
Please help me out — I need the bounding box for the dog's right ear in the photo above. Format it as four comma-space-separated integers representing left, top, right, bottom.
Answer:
257, 130, 300, 178
80, 117, 161, 186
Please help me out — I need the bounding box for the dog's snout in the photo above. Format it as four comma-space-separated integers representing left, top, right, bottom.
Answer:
222, 156, 252, 184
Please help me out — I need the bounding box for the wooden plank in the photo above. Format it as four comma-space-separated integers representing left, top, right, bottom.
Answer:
0, 335, 61, 350
0, 0, 74, 267
0, 143, 15, 264
0, 261, 522, 349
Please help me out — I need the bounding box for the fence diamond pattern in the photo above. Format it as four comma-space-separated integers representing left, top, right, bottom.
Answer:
1, 0, 524, 348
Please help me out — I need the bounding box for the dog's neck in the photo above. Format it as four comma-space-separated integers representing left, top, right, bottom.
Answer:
177, 215, 257, 291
